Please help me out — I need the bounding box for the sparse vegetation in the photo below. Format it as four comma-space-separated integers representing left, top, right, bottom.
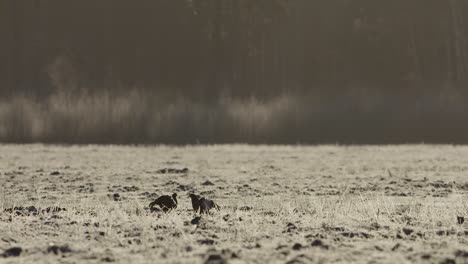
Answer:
0, 145, 467, 263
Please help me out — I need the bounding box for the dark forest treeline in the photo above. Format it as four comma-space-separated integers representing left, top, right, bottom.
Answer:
2, 0, 468, 98
1, 1, 468, 143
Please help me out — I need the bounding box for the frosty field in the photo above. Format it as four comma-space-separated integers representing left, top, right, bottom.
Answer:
0, 144, 467, 264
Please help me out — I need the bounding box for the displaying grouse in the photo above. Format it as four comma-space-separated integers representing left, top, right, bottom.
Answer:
189, 193, 220, 214
149, 193, 178, 212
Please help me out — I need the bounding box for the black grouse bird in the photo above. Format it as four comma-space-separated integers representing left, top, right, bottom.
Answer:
189, 193, 220, 214
149, 193, 178, 212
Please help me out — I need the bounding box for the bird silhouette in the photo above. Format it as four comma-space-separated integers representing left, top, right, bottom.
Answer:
149, 193, 178, 212
189, 193, 219, 214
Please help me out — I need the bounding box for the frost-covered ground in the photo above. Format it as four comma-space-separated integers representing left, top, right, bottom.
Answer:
0, 145, 467, 263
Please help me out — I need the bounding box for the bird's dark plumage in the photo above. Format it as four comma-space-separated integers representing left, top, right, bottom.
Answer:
199, 198, 220, 214
189, 193, 220, 214
189, 194, 201, 212
149, 193, 178, 212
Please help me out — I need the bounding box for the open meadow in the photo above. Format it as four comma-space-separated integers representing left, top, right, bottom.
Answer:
0, 144, 467, 264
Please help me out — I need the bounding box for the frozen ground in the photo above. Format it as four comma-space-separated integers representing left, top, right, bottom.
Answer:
0, 144, 467, 263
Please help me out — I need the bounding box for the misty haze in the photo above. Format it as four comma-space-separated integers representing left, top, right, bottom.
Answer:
2, 1, 468, 144
1, 1, 468, 264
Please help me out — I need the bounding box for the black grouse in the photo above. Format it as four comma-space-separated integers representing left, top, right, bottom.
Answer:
149, 193, 178, 212
189, 193, 220, 214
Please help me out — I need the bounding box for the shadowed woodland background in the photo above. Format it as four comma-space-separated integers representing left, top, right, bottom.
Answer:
2, 0, 468, 144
